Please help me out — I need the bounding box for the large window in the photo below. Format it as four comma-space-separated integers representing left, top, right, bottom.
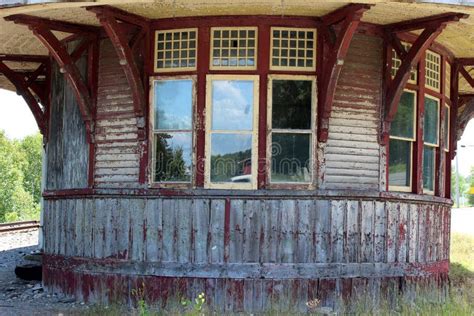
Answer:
388, 91, 416, 192
205, 75, 259, 189
423, 95, 440, 194
151, 78, 195, 184
268, 75, 316, 185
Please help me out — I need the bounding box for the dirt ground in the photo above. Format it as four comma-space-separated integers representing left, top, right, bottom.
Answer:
0, 229, 89, 316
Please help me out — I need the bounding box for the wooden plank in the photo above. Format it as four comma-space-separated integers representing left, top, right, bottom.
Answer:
418, 204, 427, 263
144, 199, 160, 262
280, 200, 296, 263
397, 203, 408, 263
116, 199, 130, 259
229, 200, 244, 263
177, 199, 192, 263
331, 200, 345, 262
408, 203, 419, 263
83, 199, 93, 258
315, 200, 331, 263
131, 199, 145, 261
346, 200, 360, 262
209, 200, 225, 263
243, 200, 260, 263
93, 199, 104, 259
162, 199, 176, 262
386, 202, 398, 263
193, 199, 209, 264
360, 201, 374, 262
103, 199, 115, 258
374, 201, 386, 263
296, 200, 313, 263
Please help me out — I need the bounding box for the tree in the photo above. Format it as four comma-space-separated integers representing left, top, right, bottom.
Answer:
468, 166, 474, 206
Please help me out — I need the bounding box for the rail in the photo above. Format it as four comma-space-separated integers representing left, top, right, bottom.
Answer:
0, 220, 40, 233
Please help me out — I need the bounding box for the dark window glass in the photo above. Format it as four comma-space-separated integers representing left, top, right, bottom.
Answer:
272, 80, 312, 129
391, 92, 415, 139
424, 97, 439, 145
210, 134, 252, 183
271, 133, 310, 182
154, 133, 192, 182
388, 139, 411, 188
423, 145, 435, 192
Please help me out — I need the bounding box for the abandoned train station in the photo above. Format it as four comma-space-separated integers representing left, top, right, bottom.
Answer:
0, 0, 473, 312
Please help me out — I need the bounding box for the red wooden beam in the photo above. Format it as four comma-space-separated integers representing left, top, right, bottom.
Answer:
0, 54, 48, 63
70, 37, 93, 63
384, 12, 468, 33
90, 9, 147, 124
318, 4, 372, 142
459, 66, 474, 88
31, 26, 94, 137
87, 5, 150, 29
0, 61, 46, 134
4, 14, 100, 34
387, 33, 406, 59
457, 58, 474, 66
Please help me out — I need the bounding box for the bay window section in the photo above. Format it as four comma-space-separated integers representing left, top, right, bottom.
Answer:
388, 90, 416, 192
268, 76, 315, 184
205, 75, 259, 189
423, 95, 440, 194
152, 78, 194, 183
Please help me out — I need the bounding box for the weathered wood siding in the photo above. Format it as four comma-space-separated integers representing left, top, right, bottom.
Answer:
94, 40, 140, 188
321, 34, 383, 190
46, 42, 89, 190
42, 196, 450, 311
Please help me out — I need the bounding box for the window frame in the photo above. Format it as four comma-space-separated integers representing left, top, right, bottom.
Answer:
149, 75, 197, 188
388, 89, 417, 193
153, 28, 199, 73
209, 26, 258, 71
425, 50, 441, 93
266, 74, 317, 188
269, 27, 317, 72
391, 42, 417, 84
443, 104, 450, 153
204, 74, 260, 190
422, 94, 440, 195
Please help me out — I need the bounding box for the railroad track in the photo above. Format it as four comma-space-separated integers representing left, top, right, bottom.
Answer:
0, 220, 40, 233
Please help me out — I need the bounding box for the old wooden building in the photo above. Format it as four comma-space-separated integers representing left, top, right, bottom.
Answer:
0, 0, 473, 312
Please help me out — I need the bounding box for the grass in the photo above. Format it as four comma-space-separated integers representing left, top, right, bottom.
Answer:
80, 233, 474, 315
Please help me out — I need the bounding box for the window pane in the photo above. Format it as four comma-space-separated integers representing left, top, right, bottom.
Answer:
154, 80, 193, 130
391, 91, 415, 139
443, 106, 449, 150
424, 97, 439, 145
388, 139, 411, 188
210, 133, 252, 183
154, 132, 192, 182
211, 80, 254, 130
423, 145, 435, 192
271, 133, 311, 182
272, 80, 312, 130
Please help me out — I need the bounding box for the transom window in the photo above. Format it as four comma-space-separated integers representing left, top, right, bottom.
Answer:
391, 42, 417, 84
154, 29, 198, 72
268, 75, 316, 185
423, 95, 440, 194
205, 75, 259, 189
425, 50, 441, 92
445, 61, 451, 98
151, 78, 195, 183
270, 27, 316, 71
210, 27, 257, 70
388, 90, 416, 192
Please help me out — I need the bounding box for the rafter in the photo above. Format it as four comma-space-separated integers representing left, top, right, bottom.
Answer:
4, 14, 100, 34
88, 6, 148, 128
0, 61, 47, 135
318, 3, 373, 142
381, 12, 468, 145
459, 67, 474, 88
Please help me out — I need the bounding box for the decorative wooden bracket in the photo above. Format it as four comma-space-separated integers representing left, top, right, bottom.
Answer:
381, 13, 468, 145
87, 5, 149, 139
4, 14, 100, 142
0, 55, 49, 136
317, 3, 373, 142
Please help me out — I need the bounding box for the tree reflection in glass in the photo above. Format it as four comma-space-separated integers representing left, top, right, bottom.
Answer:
389, 139, 411, 187
210, 134, 252, 183
155, 133, 192, 182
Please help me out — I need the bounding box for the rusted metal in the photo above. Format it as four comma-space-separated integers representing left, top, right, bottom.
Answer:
0, 220, 40, 233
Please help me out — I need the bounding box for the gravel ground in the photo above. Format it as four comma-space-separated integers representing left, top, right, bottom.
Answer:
0, 229, 91, 316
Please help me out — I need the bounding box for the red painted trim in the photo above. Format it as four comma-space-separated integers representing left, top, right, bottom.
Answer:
223, 198, 231, 263
87, 5, 150, 29
450, 63, 460, 160
195, 27, 211, 187
321, 3, 372, 25
413, 52, 426, 195
0, 54, 48, 63
5, 14, 100, 34
383, 13, 468, 33
87, 38, 99, 188
0, 61, 46, 134
459, 67, 474, 88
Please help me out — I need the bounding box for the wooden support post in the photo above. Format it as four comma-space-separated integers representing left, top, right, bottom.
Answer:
317, 3, 373, 142
381, 12, 468, 145
0, 61, 47, 135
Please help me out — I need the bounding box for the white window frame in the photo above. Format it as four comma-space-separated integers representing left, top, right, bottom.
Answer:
267, 74, 317, 188
425, 50, 441, 93
154, 28, 198, 73
204, 74, 259, 190
209, 27, 258, 71
270, 27, 317, 72
388, 89, 417, 193
423, 94, 440, 195
149, 75, 197, 187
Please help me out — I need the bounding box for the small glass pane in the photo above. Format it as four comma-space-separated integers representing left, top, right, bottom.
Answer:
443, 106, 449, 151
271, 133, 310, 183
211, 80, 254, 131
424, 97, 439, 145
272, 80, 312, 129
391, 92, 415, 139
423, 145, 435, 192
154, 132, 192, 182
210, 134, 252, 183
154, 80, 193, 130
389, 139, 411, 188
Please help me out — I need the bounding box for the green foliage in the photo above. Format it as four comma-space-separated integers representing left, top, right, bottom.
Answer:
468, 166, 474, 206
0, 130, 42, 223
451, 169, 472, 207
